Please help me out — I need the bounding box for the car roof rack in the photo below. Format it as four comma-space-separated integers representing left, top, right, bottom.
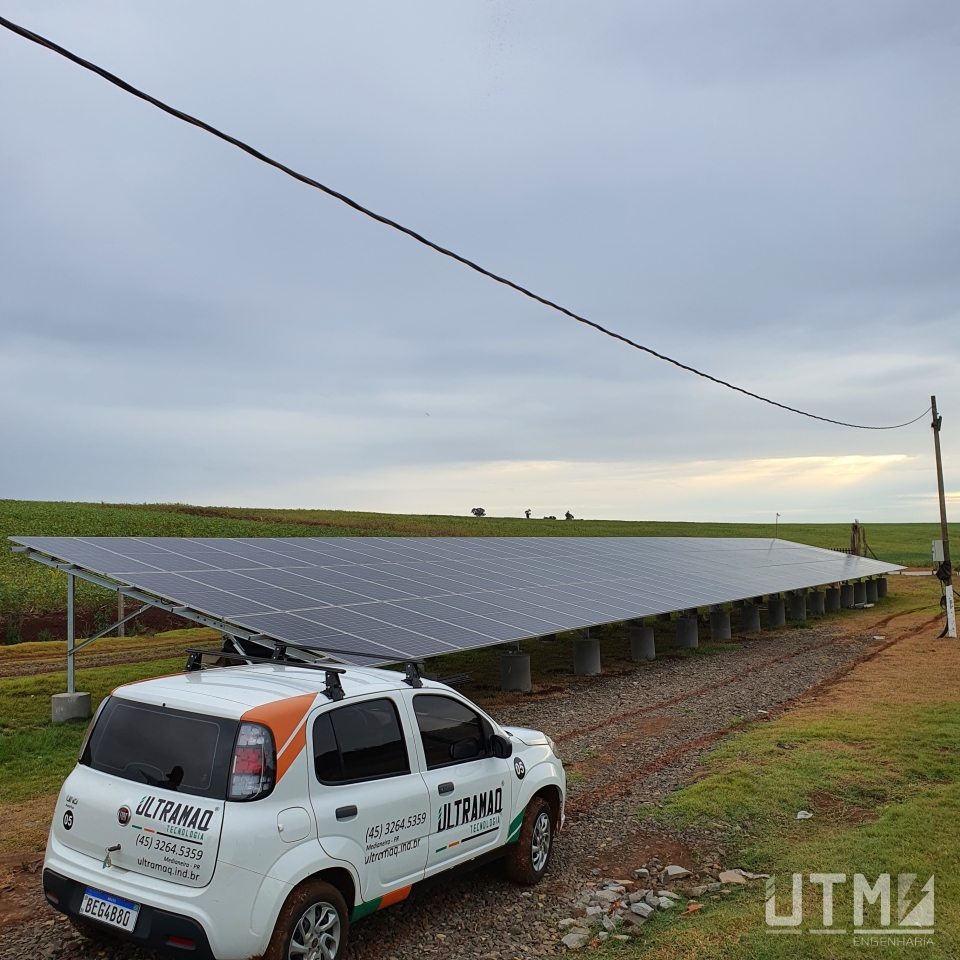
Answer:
403, 661, 424, 688
184, 647, 349, 700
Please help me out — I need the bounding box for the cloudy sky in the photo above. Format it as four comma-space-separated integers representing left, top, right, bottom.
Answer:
1, 1, 958, 522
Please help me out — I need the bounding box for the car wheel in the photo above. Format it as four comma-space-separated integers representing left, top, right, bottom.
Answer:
264, 880, 348, 960
505, 796, 553, 885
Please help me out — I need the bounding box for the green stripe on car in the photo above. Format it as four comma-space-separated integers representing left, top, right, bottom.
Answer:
350, 896, 382, 922
507, 805, 527, 843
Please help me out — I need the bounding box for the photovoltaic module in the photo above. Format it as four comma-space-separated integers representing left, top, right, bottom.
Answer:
10, 536, 900, 664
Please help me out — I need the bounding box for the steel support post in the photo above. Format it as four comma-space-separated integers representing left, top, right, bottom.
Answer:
66, 573, 75, 694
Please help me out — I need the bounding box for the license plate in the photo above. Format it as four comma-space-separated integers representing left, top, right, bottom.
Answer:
79, 887, 140, 932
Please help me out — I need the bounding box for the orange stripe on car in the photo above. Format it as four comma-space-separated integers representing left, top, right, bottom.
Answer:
379, 885, 412, 909
242, 693, 319, 783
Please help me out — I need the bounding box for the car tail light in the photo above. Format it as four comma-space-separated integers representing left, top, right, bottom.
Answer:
228, 722, 276, 801
165, 936, 196, 950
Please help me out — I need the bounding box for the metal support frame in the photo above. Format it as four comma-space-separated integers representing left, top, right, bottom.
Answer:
71, 604, 152, 655
66, 573, 75, 695
13, 546, 318, 693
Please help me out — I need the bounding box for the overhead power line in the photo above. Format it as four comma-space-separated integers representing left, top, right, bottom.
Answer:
0, 13, 931, 431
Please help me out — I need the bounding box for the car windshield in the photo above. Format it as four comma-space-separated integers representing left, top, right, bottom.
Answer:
82, 697, 239, 799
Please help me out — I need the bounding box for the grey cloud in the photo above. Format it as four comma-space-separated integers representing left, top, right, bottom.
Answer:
0, 0, 956, 517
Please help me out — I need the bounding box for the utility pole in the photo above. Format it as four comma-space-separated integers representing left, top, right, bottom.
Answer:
775, 512, 780, 539
931, 396, 956, 638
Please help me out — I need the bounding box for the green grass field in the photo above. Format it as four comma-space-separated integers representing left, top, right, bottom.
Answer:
0, 499, 951, 621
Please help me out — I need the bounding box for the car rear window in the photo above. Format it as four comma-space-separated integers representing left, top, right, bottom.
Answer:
82, 697, 239, 800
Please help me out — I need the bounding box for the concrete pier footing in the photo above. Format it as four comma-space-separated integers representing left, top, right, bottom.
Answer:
808, 591, 826, 615
709, 609, 731, 641
740, 603, 761, 633
840, 583, 855, 608
573, 638, 601, 675
629, 625, 656, 661
876, 577, 888, 598
865, 579, 879, 603
52, 692, 91, 724
500, 653, 531, 692
788, 593, 807, 621
854, 581, 867, 606
675, 617, 699, 649
825, 587, 841, 612
767, 597, 786, 627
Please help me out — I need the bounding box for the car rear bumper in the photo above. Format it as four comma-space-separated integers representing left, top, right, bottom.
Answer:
44, 868, 215, 958
43, 832, 279, 959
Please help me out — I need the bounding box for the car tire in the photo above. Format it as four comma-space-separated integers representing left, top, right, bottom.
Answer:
505, 796, 553, 885
264, 879, 349, 960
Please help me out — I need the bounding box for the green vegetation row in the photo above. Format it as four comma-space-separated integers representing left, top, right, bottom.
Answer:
0, 499, 949, 617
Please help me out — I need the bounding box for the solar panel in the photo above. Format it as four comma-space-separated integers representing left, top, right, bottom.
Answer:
10, 536, 902, 665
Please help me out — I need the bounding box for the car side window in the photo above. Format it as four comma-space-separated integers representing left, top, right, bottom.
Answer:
312, 698, 410, 785
413, 695, 490, 770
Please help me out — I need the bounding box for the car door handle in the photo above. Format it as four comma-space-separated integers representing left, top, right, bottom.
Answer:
335, 805, 358, 821
438, 782, 454, 796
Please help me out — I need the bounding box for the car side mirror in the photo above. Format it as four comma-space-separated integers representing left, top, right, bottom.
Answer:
490, 734, 513, 759
450, 737, 481, 761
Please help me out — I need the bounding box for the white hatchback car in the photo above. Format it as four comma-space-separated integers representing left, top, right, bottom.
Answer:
42, 656, 565, 960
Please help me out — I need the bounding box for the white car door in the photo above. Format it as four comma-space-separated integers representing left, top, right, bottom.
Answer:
308, 695, 430, 902
404, 692, 511, 876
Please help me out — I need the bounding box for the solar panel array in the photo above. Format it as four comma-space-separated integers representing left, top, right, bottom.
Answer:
11, 536, 901, 665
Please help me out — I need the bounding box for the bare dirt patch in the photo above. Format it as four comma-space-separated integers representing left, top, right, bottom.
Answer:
806, 790, 881, 826
0, 853, 45, 928
592, 829, 697, 880
0, 797, 55, 858
808, 611, 960, 711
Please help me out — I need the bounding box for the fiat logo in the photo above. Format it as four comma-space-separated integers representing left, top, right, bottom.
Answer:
117, 805, 132, 826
